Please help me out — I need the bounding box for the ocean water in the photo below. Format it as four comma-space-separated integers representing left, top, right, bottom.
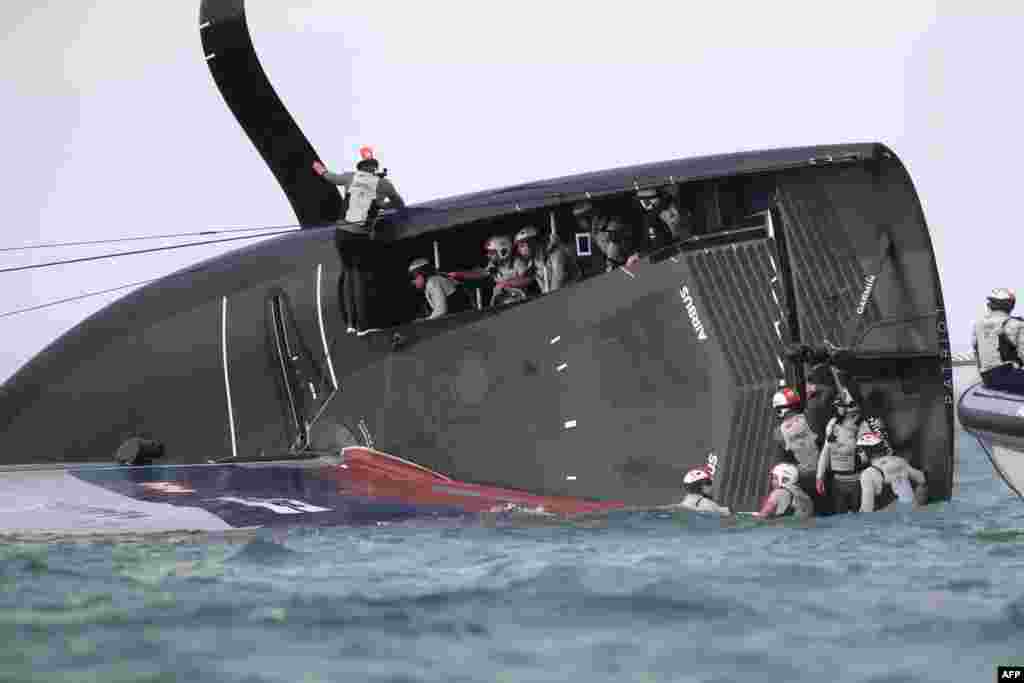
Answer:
3, 376, 1023, 683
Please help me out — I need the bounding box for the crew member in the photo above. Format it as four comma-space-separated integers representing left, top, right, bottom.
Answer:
857, 432, 929, 512
755, 463, 814, 520
678, 466, 731, 515
513, 225, 570, 295
972, 288, 1024, 393
313, 146, 406, 225
448, 235, 532, 307
772, 387, 820, 476
313, 147, 406, 336
408, 258, 471, 320
572, 201, 641, 272
815, 391, 878, 514
637, 187, 693, 250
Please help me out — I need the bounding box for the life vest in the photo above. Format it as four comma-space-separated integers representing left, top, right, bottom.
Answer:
975, 311, 1024, 373
344, 170, 381, 225
777, 483, 814, 518
681, 492, 722, 513
999, 318, 1024, 367
824, 416, 869, 475
777, 413, 818, 473
424, 275, 471, 318
870, 455, 914, 502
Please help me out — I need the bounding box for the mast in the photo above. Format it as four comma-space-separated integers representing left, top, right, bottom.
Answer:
199, 0, 343, 227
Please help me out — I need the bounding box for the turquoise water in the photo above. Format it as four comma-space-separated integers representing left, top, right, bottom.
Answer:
3, 402, 1023, 681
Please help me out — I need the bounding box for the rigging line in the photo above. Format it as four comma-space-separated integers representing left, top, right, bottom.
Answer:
0, 223, 303, 252
0, 228, 298, 275
0, 267, 205, 320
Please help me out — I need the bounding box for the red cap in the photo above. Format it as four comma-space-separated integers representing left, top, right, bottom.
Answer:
359, 146, 375, 161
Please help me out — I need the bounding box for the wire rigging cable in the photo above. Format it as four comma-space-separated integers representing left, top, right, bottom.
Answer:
0, 223, 303, 252
0, 228, 300, 275
0, 267, 206, 320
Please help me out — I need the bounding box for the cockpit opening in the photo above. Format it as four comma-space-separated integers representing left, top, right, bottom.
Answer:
361, 172, 782, 331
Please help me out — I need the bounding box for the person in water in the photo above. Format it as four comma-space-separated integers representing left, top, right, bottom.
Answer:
677, 466, 731, 515
755, 463, 814, 520
448, 235, 534, 307
857, 431, 929, 512
815, 390, 883, 514
972, 287, 1024, 394
408, 258, 471, 321
313, 147, 406, 336
772, 386, 820, 476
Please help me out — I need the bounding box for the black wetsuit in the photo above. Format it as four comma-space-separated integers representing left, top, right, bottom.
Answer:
335, 228, 379, 332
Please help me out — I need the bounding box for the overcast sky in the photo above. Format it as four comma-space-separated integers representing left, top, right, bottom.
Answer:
1, 1, 1020, 383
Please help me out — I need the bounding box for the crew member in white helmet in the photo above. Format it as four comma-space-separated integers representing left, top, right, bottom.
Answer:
408, 258, 471, 320
677, 466, 731, 515
514, 224, 578, 295
857, 431, 929, 512
755, 463, 814, 520
972, 288, 1024, 394
448, 235, 533, 307
772, 386, 820, 476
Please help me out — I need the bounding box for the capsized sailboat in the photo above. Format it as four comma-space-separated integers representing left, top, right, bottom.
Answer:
0, 0, 954, 534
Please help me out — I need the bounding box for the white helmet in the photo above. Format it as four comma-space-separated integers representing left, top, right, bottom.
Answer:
484, 235, 513, 261
514, 226, 539, 243
987, 287, 1016, 312
683, 466, 713, 488
772, 387, 801, 418
407, 257, 431, 273
855, 431, 888, 461
770, 463, 799, 488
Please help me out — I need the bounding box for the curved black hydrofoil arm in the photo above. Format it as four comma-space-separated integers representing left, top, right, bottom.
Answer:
200, 0, 343, 227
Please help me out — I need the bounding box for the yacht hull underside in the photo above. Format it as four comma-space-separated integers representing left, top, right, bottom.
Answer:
0, 161, 953, 515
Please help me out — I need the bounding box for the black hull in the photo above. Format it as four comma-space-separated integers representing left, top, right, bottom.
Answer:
0, 0, 953, 516
0, 157, 954, 512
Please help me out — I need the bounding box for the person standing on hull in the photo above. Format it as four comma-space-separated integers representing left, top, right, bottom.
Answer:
972, 288, 1024, 393
408, 258, 471, 321
857, 432, 929, 512
677, 467, 731, 515
313, 147, 406, 336
755, 463, 814, 521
